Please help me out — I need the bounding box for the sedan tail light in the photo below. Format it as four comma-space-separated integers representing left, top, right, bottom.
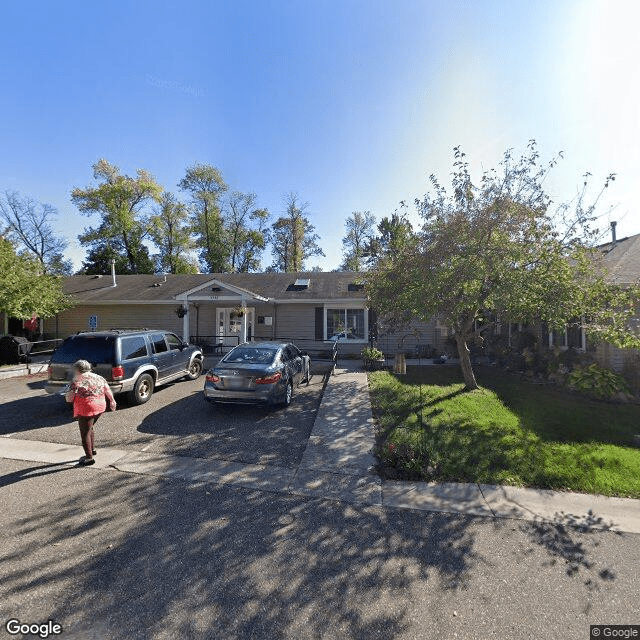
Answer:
111, 366, 125, 381
255, 372, 282, 385
206, 373, 221, 383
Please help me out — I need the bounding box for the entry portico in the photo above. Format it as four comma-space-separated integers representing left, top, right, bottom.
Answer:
175, 278, 269, 346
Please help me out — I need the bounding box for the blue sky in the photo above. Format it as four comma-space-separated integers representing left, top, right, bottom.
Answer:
1, 0, 638, 271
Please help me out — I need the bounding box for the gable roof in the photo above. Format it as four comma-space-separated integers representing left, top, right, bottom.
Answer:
598, 233, 640, 284
60, 272, 368, 304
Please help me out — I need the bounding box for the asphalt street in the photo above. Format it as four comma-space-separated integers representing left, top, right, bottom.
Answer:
1, 457, 638, 640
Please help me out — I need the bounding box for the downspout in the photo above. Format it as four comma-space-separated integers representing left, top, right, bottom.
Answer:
111, 259, 117, 287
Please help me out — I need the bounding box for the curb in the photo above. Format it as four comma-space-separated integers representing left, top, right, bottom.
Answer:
0, 362, 49, 380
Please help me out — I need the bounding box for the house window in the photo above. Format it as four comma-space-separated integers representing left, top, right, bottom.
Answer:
326, 308, 366, 341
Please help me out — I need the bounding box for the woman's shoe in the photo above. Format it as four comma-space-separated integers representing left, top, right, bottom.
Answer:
79, 457, 96, 466
92, 449, 97, 455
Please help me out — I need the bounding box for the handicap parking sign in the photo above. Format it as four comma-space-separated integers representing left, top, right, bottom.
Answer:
89, 315, 98, 330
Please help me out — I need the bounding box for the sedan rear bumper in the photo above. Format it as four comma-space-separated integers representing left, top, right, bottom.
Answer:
203, 384, 281, 404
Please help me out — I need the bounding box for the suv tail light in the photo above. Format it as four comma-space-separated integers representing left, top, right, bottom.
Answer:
47, 365, 52, 378
111, 366, 125, 381
255, 372, 282, 385
206, 373, 221, 383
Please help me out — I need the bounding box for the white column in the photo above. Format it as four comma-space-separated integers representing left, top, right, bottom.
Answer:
181, 301, 190, 341
241, 298, 248, 343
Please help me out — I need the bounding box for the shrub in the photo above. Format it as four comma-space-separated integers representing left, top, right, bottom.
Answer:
361, 346, 384, 360
567, 363, 631, 401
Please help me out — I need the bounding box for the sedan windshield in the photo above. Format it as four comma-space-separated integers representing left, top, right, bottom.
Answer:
222, 347, 277, 364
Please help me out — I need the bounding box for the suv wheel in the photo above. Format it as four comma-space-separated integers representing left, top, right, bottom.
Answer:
187, 358, 203, 380
130, 373, 154, 405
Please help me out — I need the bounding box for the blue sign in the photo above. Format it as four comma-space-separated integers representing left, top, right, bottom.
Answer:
89, 315, 98, 330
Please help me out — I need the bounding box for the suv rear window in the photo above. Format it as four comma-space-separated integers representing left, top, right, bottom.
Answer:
51, 336, 115, 364
120, 335, 148, 360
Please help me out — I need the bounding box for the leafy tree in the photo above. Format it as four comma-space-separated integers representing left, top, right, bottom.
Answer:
78, 239, 155, 275
0, 237, 71, 320
340, 211, 375, 271
148, 192, 198, 274
225, 191, 269, 272
269, 193, 324, 272
366, 142, 640, 390
72, 159, 162, 274
370, 208, 415, 258
0, 190, 72, 274
178, 163, 228, 272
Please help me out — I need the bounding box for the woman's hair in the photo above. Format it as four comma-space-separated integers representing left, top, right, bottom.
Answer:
73, 359, 92, 373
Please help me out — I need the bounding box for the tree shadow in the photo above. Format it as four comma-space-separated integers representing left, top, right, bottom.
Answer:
136, 370, 329, 468
1, 460, 626, 639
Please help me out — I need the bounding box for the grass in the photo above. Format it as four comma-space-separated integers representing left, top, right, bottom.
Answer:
368, 365, 640, 498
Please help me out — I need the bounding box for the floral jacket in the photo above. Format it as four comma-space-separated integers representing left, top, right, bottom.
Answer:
66, 371, 116, 417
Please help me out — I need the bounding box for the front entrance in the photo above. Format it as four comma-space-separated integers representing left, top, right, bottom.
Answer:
217, 308, 254, 347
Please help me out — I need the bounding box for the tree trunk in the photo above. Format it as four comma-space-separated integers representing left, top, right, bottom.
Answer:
455, 333, 479, 390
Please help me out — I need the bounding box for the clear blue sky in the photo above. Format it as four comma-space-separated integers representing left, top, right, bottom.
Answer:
1, 0, 638, 271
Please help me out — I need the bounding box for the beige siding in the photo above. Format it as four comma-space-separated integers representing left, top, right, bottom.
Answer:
273, 304, 316, 342
43, 304, 181, 339
377, 319, 439, 356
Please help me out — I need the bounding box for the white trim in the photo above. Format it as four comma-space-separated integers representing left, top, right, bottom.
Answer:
323, 304, 369, 343
175, 278, 269, 302
270, 298, 368, 305
69, 300, 184, 305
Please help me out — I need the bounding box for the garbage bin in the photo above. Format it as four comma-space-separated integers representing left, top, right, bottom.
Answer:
0, 335, 31, 365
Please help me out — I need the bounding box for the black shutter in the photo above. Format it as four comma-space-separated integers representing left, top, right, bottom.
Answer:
315, 307, 324, 341
368, 308, 378, 343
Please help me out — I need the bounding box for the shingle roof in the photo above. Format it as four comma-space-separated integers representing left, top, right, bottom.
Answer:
61, 272, 368, 303
598, 233, 640, 284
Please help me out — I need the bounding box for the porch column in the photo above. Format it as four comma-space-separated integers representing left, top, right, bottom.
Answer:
240, 298, 248, 343
182, 303, 189, 342
581, 314, 586, 351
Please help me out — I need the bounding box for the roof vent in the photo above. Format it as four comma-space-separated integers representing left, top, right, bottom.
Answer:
92, 275, 103, 279
211, 286, 222, 292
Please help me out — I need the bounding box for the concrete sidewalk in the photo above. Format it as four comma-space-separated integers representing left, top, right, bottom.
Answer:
2, 363, 640, 533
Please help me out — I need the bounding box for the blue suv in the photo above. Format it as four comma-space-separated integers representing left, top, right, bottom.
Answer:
46, 329, 204, 404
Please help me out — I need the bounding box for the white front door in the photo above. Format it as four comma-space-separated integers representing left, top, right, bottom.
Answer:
217, 308, 254, 346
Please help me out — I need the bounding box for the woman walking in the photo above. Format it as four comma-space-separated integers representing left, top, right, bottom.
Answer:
65, 359, 116, 466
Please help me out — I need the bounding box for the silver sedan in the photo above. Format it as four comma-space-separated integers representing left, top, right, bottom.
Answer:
203, 342, 311, 407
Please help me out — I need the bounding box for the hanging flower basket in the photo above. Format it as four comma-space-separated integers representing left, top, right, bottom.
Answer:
231, 306, 246, 318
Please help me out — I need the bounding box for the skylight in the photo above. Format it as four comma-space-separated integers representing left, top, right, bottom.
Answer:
294, 278, 310, 288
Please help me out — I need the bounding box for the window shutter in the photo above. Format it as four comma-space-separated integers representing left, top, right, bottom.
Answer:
368, 308, 378, 342
315, 307, 324, 341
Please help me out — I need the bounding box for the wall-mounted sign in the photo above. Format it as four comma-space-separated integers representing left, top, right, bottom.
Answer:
89, 315, 98, 330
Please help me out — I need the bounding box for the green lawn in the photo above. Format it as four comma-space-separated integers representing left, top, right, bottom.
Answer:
368, 365, 640, 498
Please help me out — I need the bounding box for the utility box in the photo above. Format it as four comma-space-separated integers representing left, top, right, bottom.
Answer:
0, 335, 31, 365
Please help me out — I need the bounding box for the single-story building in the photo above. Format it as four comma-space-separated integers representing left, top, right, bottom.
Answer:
32, 228, 640, 375
41, 271, 443, 358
